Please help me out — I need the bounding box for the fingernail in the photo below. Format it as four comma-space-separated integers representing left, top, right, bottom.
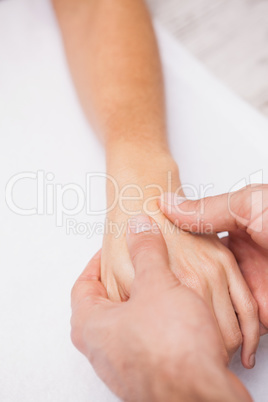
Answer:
128, 215, 152, 234
160, 192, 187, 206
249, 353, 256, 368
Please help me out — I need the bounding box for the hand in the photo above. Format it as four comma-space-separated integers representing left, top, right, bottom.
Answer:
101, 151, 259, 369
159, 184, 268, 336
71, 215, 252, 402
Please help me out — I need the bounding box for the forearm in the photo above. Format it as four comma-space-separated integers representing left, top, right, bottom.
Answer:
52, 0, 169, 154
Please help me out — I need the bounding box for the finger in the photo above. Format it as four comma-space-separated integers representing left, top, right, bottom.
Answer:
212, 287, 242, 361
159, 192, 241, 234
126, 214, 179, 290
71, 249, 108, 312
71, 250, 110, 355
194, 288, 230, 365
227, 263, 260, 369
227, 230, 268, 332
159, 186, 268, 248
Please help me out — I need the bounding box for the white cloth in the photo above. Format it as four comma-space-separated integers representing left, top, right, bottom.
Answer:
0, 1, 267, 401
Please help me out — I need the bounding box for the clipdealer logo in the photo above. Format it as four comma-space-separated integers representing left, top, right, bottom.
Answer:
5, 170, 118, 226
5, 169, 264, 236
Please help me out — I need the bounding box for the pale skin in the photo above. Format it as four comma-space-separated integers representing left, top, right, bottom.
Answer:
52, 0, 260, 368
71, 215, 252, 402
159, 184, 268, 335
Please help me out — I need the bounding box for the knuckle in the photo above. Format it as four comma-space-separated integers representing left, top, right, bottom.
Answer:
227, 330, 243, 354
243, 295, 258, 317
201, 258, 225, 284
220, 247, 236, 268
211, 262, 226, 282
198, 277, 210, 295
185, 273, 210, 297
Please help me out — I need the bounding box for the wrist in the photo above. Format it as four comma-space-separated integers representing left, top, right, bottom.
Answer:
105, 149, 181, 221
106, 136, 173, 173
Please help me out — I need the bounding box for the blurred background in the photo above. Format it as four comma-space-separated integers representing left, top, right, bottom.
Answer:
147, 0, 268, 117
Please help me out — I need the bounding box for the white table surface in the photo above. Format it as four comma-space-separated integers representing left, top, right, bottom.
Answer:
0, 1, 268, 401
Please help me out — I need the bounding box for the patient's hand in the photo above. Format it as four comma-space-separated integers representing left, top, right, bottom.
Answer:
165, 185, 268, 337
101, 152, 259, 369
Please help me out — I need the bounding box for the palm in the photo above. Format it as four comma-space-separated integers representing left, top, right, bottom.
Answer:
225, 229, 268, 335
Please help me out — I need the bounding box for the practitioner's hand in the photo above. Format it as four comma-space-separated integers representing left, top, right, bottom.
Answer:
101, 151, 259, 369
71, 215, 252, 402
159, 184, 268, 338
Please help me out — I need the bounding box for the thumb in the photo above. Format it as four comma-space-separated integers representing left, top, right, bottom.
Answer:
126, 214, 179, 291
159, 186, 268, 248
159, 192, 236, 234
